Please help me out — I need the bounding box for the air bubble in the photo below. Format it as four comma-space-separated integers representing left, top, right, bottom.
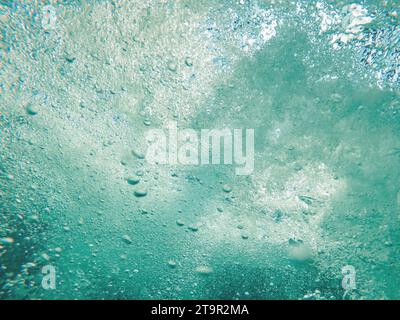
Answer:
167, 61, 177, 72
122, 235, 133, 244
331, 93, 343, 103
126, 177, 140, 185
195, 265, 213, 275
65, 53, 76, 63
188, 225, 199, 232
136, 170, 144, 177
185, 57, 193, 67
134, 189, 148, 197
26, 104, 39, 115
167, 260, 177, 268
132, 149, 145, 159
41, 253, 50, 261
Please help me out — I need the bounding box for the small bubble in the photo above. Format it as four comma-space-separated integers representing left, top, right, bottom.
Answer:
122, 235, 133, 244
185, 57, 193, 67
176, 219, 185, 226
136, 170, 144, 177
188, 224, 199, 232
29, 215, 39, 222
26, 104, 39, 115
41, 253, 51, 261
126, 177, 140, 185
167, 260, 177, 268
168, 61, 177, 72
195, 265, 213, 275
294, 164, 303, 171
134, 189, 148, 197
132, 149, 145, 159
331, 93, 343, 103
384, 241, 393, 247
65, 53, 76, 63
23, 262, 37, 269
222, 184, 232, 193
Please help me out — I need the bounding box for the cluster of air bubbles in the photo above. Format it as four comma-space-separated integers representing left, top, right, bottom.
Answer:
202, 1, 279, 60
313, 1, 400, 88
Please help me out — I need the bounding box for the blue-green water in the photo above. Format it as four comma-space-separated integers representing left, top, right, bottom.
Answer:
1, 0, 400, 300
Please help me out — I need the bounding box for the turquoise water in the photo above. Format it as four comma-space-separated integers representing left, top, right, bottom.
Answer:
1, 0, 400, 300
